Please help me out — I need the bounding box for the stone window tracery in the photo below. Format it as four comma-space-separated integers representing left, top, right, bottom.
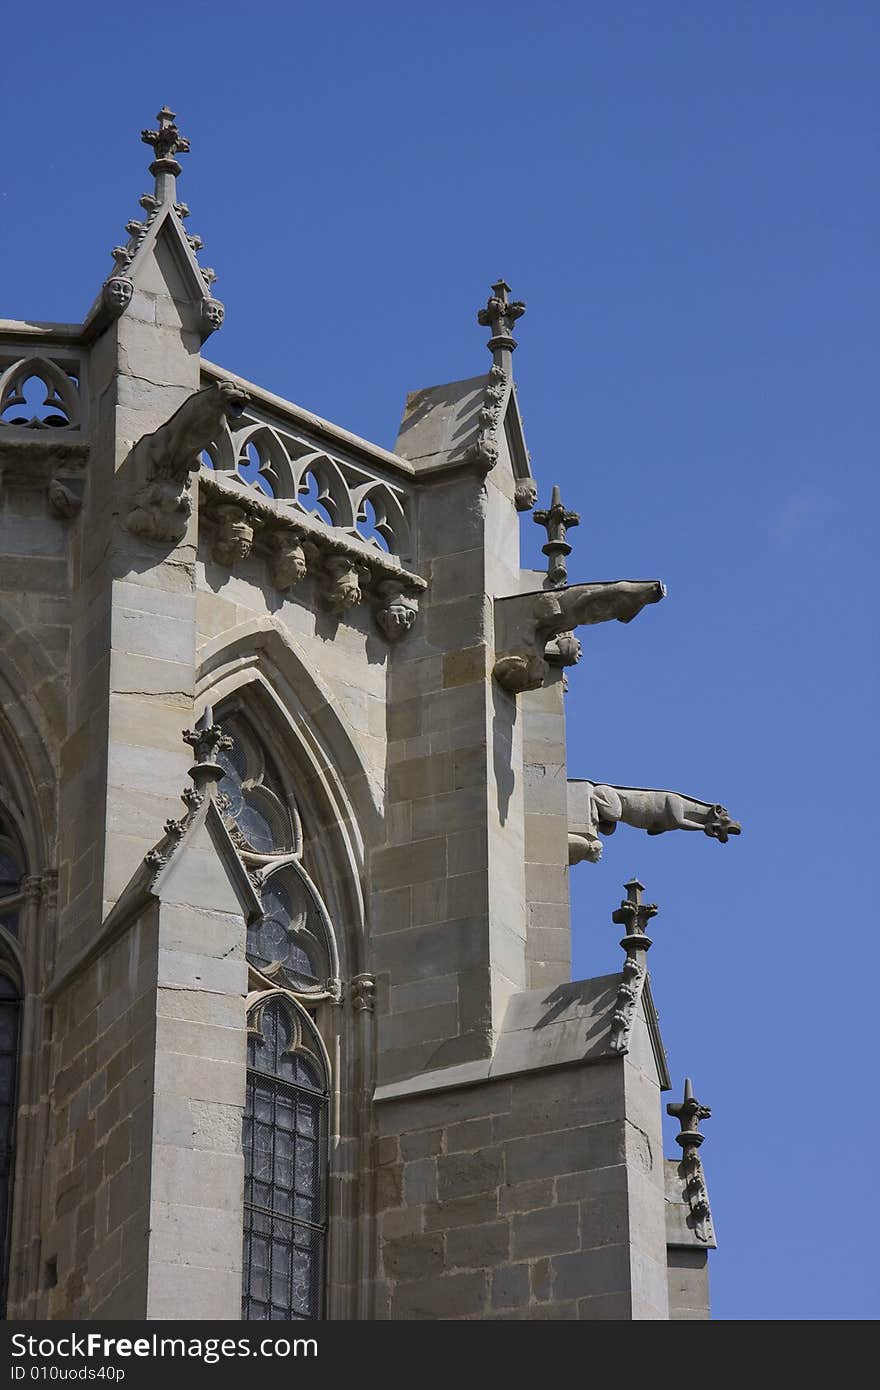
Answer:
216, 710, 337, 1321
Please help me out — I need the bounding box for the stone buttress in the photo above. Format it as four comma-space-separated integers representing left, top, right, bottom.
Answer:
0, 116, 722, 1320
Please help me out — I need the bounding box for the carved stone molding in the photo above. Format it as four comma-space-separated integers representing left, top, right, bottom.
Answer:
463, 364, 508, 469
350, 973, 376, 1013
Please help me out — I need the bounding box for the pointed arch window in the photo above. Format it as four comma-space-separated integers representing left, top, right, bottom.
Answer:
216, 712, 337, 996
215, 709, 338, 1321
242, 997, 328, 1321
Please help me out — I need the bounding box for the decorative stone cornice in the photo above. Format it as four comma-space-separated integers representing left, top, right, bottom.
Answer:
608, 878, 658, 1054
199, 469, 426, 641
667, 1078, 714, 1243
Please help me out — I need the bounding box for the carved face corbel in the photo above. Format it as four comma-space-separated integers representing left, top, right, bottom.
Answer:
211, 504, 254, 567
102, 276, 134, 316
323, 556, 362, 614
266, 528, 308, 591
375, 580, 419, 642
201, 298, 225, 335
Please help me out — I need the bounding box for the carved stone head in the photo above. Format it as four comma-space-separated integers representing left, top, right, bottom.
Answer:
267, 532, 307, 590
103, 276, 133, 315
324, 557, 361, 613
201, 298, 225, 335
377, 595, 418, 641
703, 805, 742, 843
514, 479, 538, 512
212, 506, 254, 567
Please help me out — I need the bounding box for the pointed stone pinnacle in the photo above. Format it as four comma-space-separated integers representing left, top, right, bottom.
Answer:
667, 1077, 712, 1142
534, 485, 580, 588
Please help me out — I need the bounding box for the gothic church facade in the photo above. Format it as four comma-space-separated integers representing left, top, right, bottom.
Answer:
0, 111, 728, 1321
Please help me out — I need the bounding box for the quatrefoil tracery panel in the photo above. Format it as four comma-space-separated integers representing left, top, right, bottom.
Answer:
201, 414, 412, 559
0, 355, 82, 431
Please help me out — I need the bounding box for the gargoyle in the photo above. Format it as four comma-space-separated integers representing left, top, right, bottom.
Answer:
568, 780, 742, 864
534, 580, 666, 640
493, 579, 666, 694
126, 380, 248, 543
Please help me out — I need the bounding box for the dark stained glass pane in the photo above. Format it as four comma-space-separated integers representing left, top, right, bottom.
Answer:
242, 1001, 327, 1322
0, 984, 19, 1316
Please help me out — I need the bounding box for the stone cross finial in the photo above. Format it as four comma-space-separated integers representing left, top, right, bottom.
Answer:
477, 280, 526, 362
611, 877, 658, 938
667, 1078, 714, 1242
141, 106, 190, 203
608, 878, 658, 1053
533, 485, 580, 587
667, 1077, 712, 1144
182, 705, 233, 792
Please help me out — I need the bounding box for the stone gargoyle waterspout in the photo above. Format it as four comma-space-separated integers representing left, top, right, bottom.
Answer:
567, 780, 742, 863
493, 579, 666, 694
126, 379, 248, 543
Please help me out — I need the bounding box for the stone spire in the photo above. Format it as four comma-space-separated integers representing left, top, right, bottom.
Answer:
477, 279, 526, 373
608, 877, 658, 1053
667, 1079, 714, 1242
100, 107, 224, 336
533, 486, 580, 587
141, 106, 191, 206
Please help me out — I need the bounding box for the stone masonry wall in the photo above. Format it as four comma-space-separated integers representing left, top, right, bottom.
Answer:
40, 905, 158, 1318
374, 1057, 664, 1319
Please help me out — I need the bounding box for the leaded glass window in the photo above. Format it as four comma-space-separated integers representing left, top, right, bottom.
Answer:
0, 832, 23, 938
0, 974, 20, 1315
242, 999, 328, 1321
216, 713, 335, 995
216, 718, 299, 857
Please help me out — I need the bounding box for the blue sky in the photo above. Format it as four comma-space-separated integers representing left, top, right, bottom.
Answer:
3, 1, 877, 1320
